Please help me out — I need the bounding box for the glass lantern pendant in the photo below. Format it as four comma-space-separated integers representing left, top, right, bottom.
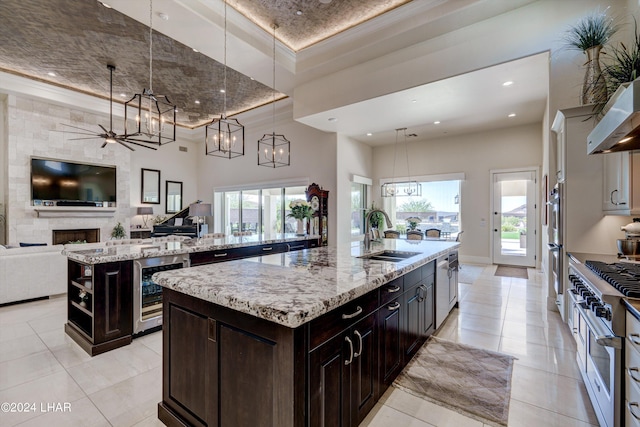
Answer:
206, 116, 245, 158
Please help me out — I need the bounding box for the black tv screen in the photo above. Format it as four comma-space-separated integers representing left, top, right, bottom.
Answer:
31, 158, 117, 202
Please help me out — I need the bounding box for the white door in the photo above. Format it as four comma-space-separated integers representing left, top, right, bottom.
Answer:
492, 170, 537, 267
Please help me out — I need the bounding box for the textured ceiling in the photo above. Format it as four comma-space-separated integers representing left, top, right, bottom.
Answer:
0, 0, 281, 129
0, 0, 414, 130
229, 0, 412, 51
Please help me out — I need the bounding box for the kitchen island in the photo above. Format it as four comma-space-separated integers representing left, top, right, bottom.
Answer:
154, 239, 459, 427
63, 234, 318, 356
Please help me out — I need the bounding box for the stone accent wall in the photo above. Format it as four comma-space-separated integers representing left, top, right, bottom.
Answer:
6, 95, 131, 245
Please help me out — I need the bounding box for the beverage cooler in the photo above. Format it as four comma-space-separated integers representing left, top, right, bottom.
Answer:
133, 254, 190, 335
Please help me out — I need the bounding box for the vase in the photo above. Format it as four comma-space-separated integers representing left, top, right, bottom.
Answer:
582, 45, 608, 105
296, 218, 307, 236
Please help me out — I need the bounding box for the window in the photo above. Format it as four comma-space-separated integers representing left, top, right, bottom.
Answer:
383, 178, 461, 239
351, 182, 367, 236
214, 184, 308, 237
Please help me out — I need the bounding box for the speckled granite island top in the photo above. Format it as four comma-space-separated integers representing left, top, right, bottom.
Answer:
63, 233, 318, 264
153, 239, 459, 328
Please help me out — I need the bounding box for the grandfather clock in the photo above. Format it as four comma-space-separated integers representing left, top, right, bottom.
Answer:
306, 183, 329, 246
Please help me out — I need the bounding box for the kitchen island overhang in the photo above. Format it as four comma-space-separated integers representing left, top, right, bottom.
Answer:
154, 239, 459, 427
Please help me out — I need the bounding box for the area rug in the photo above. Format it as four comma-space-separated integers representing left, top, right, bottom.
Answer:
392, 336, 515, 427
458, 264, 485, 284
494, 265, 528, 279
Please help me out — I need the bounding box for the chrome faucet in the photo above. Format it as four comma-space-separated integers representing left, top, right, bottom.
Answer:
364, 209, 393, 250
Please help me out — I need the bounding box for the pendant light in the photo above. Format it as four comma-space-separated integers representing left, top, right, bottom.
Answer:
206, 0, 244, 159
258, 23, 290, 168
124, 0, 176, 146
381, 128, 421, 197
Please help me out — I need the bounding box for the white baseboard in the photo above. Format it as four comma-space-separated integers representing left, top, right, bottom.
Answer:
459, 255, 491, 265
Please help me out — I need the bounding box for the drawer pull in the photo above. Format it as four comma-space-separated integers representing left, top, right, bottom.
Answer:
629, 402, 640, 421
386, 285, 401, 293
354, 330, 363, 358
214, 253, 228, 257
345, 336, 354, 366
289, 244, 304, 250
262, 247, 273, 251
342, 306, 363, 320
629, 367, 640, 383
387, 302, 401, 311
631, 333, 640, 346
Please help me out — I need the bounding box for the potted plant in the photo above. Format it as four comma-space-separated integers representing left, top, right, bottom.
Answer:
406, 217, 421, 231
287, 200, 313, 235
564, 10, 618, 105
111, 222, 126, 239
601, 19, 640, 113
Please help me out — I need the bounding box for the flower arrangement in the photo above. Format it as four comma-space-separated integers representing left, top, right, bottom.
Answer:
406, 217, 421, 231
287, 199, 314, 220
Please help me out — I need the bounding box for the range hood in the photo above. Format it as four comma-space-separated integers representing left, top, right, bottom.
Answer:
587, 79, 640, 154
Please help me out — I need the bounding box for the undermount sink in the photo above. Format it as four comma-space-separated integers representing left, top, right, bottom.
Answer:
358, 250, 420, 263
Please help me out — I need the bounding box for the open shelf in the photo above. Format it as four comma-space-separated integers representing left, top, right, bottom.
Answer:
71, 278, 93, 293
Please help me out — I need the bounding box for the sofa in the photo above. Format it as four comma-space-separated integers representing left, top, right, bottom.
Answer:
0, 244, 67, 305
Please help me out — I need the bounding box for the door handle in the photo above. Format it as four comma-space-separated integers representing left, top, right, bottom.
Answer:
386, 285, 401, 293
342, 306, 363, 320
387, 301, 401, 311
494, 229, 498, 232
630, 333, 640, 346
344, 336, 354, 366
353, 330, 363, 358
611, 189, 618, 205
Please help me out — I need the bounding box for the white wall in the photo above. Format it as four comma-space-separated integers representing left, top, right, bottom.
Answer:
373, 123, 542, 264
129, 140, 200, 227
0, 94, 7, 244
196, 106, 338, 245
336, 135, 373, 245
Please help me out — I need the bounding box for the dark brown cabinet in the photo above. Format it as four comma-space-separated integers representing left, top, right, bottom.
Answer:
65, 259, 133, 356
159, 260, 437, 427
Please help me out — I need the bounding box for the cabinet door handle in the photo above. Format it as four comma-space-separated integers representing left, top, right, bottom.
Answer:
629, 402, 640, 421
262, 247, 273, 251
214, 253, 228, 257
386, 285, 401, 293
630, 333, 640, 346
611, 189, 619, 205
628, 367, 640, 384
353, 330, 363, 358
345, 336, 354, 366
342, 306, 363, 320
387, 301, 401, 311
288, 244, 304, 250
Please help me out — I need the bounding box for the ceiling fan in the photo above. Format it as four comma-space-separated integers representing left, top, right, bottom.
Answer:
59, 64, 156, 151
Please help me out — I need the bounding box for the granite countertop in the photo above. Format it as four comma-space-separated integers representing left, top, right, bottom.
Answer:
153, 239, 459, 329
63, 233, 319, 264
567, 252, 623, 265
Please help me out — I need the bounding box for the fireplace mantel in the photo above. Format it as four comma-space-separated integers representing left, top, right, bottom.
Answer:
33, 206, 116, 218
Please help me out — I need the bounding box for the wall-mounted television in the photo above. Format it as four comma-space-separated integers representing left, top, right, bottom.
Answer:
31, 158, 117, 203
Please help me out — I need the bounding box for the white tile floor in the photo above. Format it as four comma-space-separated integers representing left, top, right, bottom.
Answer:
0, 264, 599, 426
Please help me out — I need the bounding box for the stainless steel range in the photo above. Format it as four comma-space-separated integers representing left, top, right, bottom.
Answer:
567, 257, 636, 427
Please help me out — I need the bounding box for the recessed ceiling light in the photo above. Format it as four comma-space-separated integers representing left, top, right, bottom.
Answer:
366, 133, 372, 136
503, 81, 514, 87
99, 1, 112, 8
47, 72, 56, 77
328, 117, 337, 122
250, 77, 255, 80
195, 100, 200, 104
120, 93, 126, 97
296, 10, 303, 15
158, 12, 169, 21
433, 121, 441, 125
192, 48, 199, 53
508, 113, 516, 118
411, 99, 417, 103
220, 89, 225, 93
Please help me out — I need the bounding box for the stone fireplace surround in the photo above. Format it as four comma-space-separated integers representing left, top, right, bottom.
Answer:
4, 95, 132, 245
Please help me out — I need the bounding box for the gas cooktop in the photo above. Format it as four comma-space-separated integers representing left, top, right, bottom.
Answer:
585, 260, 640, 298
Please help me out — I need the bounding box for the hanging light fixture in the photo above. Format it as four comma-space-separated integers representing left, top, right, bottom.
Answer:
123, 0, 176, 146
381, 128, 422, 197
258, 23, 290, 168
206, 0, 244, 159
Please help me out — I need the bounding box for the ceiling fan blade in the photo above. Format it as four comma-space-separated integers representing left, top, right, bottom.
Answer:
65, 137, 101, 141
117, 140, 136, 151
101, 141, 109, 148
59, 123, 97, 133
98, 124, 109, 133
124, 140, 158, 151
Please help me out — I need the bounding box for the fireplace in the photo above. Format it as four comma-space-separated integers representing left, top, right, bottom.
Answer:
52, 229, 100, 245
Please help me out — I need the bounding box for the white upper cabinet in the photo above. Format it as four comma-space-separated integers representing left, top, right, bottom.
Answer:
603, 152, 640, 215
